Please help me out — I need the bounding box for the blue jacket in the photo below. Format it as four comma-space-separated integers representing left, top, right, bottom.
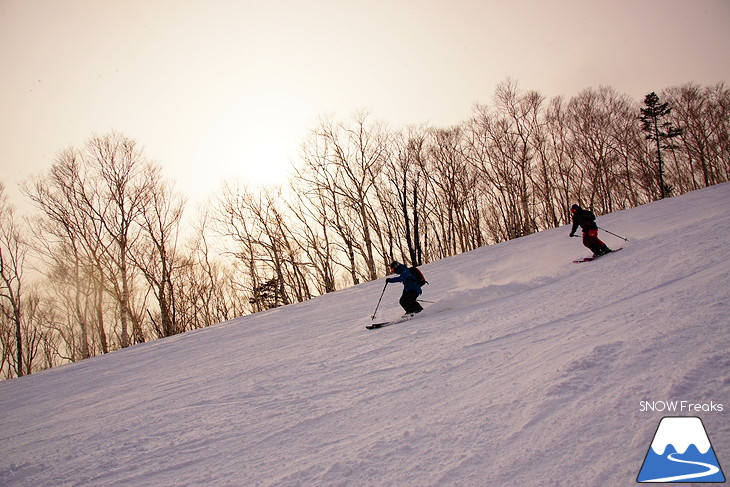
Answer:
386, 264, 422, 294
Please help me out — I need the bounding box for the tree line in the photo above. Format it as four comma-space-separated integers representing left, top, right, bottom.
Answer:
1, 80, 728, 379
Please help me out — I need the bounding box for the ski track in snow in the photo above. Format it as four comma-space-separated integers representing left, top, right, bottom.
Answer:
1, 183, 729, 486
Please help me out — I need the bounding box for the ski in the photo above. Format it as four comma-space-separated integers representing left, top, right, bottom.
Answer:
366, 314, 418, 330
573, 247, 623, 263
573, 257, 595, 263
366, 322, 392, 329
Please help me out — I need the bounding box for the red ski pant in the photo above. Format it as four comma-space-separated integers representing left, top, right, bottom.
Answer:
582, 229, 607, 254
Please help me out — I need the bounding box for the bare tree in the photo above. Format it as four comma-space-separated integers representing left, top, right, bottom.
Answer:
3, 80, 729, 380
16, 288, 54, 376
84, 132, 156, 346
25, 153, 103, 358
464, 81, 543, 240
296, 133, 360, 285
287, 177, 338, 294
311, 112, 388, 281
384, 127, 430, 266
134, 168, 186, 338
174, 211, 244, 330
296, 113, 387, 285
663, 83, 730, 191
0, 187, 52, 378
537, 96, 577, 226
428, 126, 483, 253
215, 182, 314, 312
0, 182, 27, 377
566, 87, 628, 212
26, 132, 156, 349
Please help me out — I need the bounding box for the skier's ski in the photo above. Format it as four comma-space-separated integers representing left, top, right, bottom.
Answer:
366, 314, 418, 330
573, 247, 623, 263
573, 257, 594, 263
366, 322, 392, 329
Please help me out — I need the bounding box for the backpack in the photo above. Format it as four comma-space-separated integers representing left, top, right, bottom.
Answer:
408, 266, 428, 286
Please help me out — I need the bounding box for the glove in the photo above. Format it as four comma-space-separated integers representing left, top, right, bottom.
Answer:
569, 232, 575, 238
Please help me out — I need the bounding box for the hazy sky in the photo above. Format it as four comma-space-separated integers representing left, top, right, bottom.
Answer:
2, 0, 729, 210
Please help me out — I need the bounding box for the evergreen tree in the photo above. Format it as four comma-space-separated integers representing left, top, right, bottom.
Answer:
640, 92, 683, 199
249, 279, 284, 311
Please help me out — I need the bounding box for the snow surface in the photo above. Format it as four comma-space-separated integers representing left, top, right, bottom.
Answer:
1, 183, 729, 487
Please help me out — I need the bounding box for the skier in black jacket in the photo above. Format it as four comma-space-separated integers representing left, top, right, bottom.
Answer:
569, 204, 612, 257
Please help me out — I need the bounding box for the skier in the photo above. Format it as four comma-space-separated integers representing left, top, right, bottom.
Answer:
569, 204, 612, 257
386, 261, 424, 316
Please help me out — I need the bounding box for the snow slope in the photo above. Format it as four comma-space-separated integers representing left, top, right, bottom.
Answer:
1, 183, 729, 487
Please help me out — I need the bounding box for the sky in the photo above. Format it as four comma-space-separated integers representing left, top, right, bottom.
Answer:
1, 0, 729, 212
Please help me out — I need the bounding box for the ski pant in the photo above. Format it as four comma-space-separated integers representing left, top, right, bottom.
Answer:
400, 290, 423, 314
582, 229, 610, 254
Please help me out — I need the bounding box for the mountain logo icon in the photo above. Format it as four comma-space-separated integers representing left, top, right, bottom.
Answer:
637, 416, 725, 483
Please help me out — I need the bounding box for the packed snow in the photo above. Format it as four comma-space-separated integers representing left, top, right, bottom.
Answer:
1, 183, 729, 487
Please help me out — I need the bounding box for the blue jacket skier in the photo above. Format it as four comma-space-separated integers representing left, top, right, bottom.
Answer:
386, 261, 423, 315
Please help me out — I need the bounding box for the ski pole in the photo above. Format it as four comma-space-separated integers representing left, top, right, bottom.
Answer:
371, 282, 388, 319
598, 226, 629, 242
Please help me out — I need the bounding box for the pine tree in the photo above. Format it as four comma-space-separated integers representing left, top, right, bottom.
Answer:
249, 279, 283, 311
640, 92, 683, 199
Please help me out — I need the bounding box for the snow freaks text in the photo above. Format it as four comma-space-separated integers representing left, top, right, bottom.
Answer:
639, 400, 725, 413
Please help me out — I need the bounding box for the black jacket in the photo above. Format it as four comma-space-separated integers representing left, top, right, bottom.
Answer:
570, 208, 598, 235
